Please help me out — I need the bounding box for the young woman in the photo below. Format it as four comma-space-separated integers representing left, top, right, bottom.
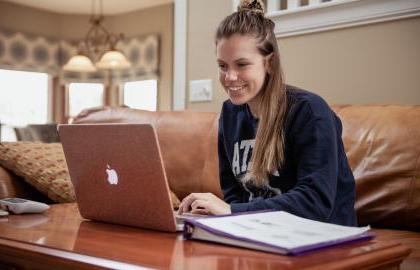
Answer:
178, 0, 357, 226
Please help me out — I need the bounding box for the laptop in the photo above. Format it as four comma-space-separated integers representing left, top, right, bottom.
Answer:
58, 123, 197, 232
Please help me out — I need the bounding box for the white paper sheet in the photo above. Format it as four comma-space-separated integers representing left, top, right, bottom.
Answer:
196, 211, 370, 249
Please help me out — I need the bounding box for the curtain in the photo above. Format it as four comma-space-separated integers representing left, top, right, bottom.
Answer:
0, 28, 160, 84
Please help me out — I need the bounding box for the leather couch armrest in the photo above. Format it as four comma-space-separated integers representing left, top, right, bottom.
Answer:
0, 166, 52, 203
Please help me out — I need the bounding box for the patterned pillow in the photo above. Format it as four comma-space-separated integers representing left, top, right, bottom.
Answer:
0, 142, 181, 207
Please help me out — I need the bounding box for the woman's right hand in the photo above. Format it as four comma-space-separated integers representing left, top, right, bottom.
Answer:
178, 193, 231, 215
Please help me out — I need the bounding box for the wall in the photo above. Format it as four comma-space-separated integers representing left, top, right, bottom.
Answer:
186, 0, 230, 112
186, 1, 420, 112
0, 2, 95, 40
279, 17, 420, 105
0, 1, 61, 38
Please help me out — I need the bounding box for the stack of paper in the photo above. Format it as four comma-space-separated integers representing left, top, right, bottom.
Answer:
183, 211, 372, 255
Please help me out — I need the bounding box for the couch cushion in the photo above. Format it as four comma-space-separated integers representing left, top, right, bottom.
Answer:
0, 142, 180, 207
73, 107, 223, 200
333, 105, 420, 231
373, 228, 420, 270
155, 111, 222, 199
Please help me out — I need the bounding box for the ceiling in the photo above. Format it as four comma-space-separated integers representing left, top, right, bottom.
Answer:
3, 0, 174, 15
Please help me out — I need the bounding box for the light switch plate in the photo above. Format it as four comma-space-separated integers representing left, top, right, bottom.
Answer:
189, 79, 213, 102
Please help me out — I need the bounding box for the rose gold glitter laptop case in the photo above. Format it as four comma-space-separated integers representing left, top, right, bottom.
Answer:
58, 124, 178, 232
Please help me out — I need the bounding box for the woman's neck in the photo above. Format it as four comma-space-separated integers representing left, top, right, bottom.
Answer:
248, 99, 260, 119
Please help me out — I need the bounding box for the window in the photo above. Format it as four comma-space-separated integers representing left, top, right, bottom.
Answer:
67, 83, 104, 119
123, 80, 157, 111
0, 69, 50, 141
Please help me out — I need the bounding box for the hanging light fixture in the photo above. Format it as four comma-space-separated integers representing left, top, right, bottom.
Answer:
95, 36, 132, 70
63, 54, 96, 72
63, 0, 131, 72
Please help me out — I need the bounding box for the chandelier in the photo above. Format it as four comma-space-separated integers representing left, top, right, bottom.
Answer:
63, 0, 131, 72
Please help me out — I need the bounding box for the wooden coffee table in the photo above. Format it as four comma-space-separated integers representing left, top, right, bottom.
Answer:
0, 203, 410, 270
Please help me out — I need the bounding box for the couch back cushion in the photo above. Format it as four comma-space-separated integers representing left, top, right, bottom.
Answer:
74, 105, 420, 230
72, 107, 222, 200
332, 105, 420, 230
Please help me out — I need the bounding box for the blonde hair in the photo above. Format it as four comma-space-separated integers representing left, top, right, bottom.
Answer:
216, 0, 288, 187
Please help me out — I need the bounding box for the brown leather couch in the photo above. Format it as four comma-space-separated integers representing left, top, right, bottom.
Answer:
0, 105, 419, 269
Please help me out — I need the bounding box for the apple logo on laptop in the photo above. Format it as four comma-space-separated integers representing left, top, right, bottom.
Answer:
106, 164, 118, 185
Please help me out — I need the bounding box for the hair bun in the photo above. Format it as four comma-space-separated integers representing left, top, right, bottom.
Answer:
238, 0, 265, 14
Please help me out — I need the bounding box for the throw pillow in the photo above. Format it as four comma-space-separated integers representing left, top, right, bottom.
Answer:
0, 142, 181, 207
0, 142, 73, 202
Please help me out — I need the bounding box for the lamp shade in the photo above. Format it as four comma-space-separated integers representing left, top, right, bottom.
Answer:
95, 50, 132, 70
63, 55, 97, 72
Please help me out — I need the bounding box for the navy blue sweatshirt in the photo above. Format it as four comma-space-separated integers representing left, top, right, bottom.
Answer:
218, 86, 357, 226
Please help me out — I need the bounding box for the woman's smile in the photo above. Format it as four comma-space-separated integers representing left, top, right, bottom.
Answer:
226, 85, 246, 94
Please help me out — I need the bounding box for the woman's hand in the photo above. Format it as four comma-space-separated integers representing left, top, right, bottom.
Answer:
178, 193, 231, 215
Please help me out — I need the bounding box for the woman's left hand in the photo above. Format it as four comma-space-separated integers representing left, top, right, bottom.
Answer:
178, 193, 231, 215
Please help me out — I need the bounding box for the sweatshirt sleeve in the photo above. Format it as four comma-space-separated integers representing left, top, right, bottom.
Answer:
218, 116, 243, 204
231, 102, 339, 222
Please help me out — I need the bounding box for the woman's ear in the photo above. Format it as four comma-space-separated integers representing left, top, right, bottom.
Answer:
264, 53, 274, 74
